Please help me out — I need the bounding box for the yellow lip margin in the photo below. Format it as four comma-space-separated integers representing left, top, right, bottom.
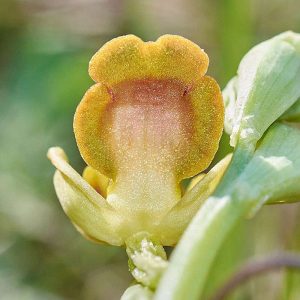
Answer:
74, 35, 224, 181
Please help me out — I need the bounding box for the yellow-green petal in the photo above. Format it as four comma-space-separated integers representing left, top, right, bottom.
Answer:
82, 166, 110, 198
158, 154, 232, 245
47, 147, 122, 245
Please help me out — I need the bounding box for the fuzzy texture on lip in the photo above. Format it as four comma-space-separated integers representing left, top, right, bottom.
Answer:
88, 34, 209, 86
74, 35, 224, 181
72, 34, 224, 237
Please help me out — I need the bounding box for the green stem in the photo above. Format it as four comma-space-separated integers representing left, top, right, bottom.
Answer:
155, 194, 255, 300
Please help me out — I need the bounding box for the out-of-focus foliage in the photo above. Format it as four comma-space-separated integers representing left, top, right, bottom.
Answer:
0, 0, 299, 299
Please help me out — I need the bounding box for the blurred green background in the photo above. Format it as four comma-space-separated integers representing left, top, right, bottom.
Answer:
0, 0, 300, 299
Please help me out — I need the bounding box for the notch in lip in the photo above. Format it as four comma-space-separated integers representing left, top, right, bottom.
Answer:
89, 34, 209, 87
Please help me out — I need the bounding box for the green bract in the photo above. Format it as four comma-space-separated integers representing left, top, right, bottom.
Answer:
223, 31, 300, 148
232, 123, 300, 205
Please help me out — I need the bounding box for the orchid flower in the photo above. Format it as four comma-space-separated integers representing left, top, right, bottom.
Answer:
47, 35, 226, 248
47, 32, 300, 299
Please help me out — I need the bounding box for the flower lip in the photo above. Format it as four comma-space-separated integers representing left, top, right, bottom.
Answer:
74, 34, 224, 211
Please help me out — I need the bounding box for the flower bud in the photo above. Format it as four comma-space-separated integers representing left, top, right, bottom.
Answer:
223, 31, 300, 148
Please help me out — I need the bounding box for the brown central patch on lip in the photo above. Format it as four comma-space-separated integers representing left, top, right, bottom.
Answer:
102, 79, 195, 172
111, 78, 190, 105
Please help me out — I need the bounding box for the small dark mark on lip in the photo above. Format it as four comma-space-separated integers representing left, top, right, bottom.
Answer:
183, 85, 193, 97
